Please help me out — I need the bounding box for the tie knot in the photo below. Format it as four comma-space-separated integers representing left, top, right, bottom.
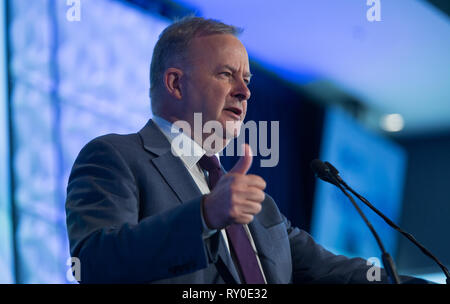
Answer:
198, 154, 223, 190
198, 154, 221, 173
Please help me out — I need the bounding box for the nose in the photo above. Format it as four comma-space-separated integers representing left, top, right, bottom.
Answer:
232, 79, 251, 102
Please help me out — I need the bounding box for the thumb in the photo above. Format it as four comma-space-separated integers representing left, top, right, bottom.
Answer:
229, 144, 253, 175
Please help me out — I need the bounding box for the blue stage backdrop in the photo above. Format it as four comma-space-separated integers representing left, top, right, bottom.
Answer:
8, 0, 169, 283
1, 0, 15, 284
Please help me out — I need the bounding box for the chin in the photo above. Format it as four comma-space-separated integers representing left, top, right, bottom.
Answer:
224, 121, 242, 139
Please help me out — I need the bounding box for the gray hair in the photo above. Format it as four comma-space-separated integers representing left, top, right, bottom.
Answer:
150, 16, 242, 113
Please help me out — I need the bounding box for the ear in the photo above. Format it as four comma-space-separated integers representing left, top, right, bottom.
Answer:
163, 68, 183, 100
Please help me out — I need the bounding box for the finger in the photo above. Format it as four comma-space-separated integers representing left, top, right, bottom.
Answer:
242, 201, 263, 215
243, 188, 266, 202
234, 214, 254, 225
229, 144, 253, 175
233, 198, 262, 214
245, 174, 267, 190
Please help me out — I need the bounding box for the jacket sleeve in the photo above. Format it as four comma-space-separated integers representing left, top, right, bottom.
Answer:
284, 215, 427, 284
65, 137, 209, 283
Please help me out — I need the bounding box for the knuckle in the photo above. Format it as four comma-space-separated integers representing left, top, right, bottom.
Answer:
230, 193, 239, 203
255, 203, 262, 213
258, 176, 267, 188
261, 179, 267, 189
259, 191, 266, 201
246, 174, 257, 182
251, 189, 264, 201
230, 183, 240, 193
229, 206, 240, 219
229, 208, 237, 219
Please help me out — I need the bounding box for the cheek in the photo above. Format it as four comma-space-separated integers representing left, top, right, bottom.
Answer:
242, 101, 248, 118
210, 91, 229, 115
208, 99, 226, 118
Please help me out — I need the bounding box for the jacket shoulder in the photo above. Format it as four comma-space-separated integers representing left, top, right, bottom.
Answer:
88, 132, 141, 149
78, 132, 142, 158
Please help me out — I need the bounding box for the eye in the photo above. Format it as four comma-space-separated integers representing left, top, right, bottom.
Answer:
220, 71, 232, 77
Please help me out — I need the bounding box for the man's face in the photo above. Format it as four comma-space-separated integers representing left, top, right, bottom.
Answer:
180, 34, 251, 142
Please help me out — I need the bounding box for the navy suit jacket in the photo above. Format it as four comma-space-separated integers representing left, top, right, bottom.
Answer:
65, 119, 416, 284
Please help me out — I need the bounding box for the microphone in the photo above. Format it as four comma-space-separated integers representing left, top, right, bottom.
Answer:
324, 161, 450, 285
310, 159, 339, 186
311, 159, 401, 284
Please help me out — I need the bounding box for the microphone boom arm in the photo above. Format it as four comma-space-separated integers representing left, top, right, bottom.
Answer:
324, 161, 450, 284
311, 159, 401, 284
323, 168, 401, 284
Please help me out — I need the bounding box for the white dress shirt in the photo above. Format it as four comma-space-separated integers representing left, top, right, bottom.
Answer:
152, 115, 267, 283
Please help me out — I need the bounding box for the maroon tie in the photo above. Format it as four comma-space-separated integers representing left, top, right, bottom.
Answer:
198, 154, 265, 284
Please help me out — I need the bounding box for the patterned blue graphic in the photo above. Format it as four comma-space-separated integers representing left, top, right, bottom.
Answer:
8, 0, 169, 283
0, 0, 15, 284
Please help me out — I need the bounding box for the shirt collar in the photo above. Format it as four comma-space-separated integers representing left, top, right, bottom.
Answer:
152, 115, 220, 169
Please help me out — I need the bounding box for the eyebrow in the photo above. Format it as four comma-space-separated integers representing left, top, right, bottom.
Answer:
223, 64, 253, 79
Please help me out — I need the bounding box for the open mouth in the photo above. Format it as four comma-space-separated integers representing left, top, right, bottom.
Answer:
224, 107, 242, 119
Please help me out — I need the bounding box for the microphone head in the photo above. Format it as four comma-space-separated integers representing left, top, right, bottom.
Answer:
310, 159, 327, 175
324, 161, 344, 184
310, 159, 339, 186
324, 161, 339, 175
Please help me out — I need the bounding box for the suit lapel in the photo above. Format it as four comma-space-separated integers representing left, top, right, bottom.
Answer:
139, 119, 202, 203
210, 231, 242, 284
152, 154, 203, 203
248, 213, 278, 283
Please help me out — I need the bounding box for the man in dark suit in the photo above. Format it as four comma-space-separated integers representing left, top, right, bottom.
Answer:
66, 17, 417, 284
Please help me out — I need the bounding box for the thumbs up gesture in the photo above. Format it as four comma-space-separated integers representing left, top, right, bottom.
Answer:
202, 144, 267, 229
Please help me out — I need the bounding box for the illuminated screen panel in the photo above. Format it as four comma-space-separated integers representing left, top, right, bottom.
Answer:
9, 0, 169, 282
0, 0, 15, 283
311, 107, 406, 261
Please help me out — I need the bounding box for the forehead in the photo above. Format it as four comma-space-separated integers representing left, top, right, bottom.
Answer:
187, 34, 250, 71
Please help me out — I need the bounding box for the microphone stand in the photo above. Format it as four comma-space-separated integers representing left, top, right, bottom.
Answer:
321, 166, 401, 284
324, 161, 450, 284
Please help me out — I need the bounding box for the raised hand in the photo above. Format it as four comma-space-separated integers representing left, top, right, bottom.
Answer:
202, 144, 266, 229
